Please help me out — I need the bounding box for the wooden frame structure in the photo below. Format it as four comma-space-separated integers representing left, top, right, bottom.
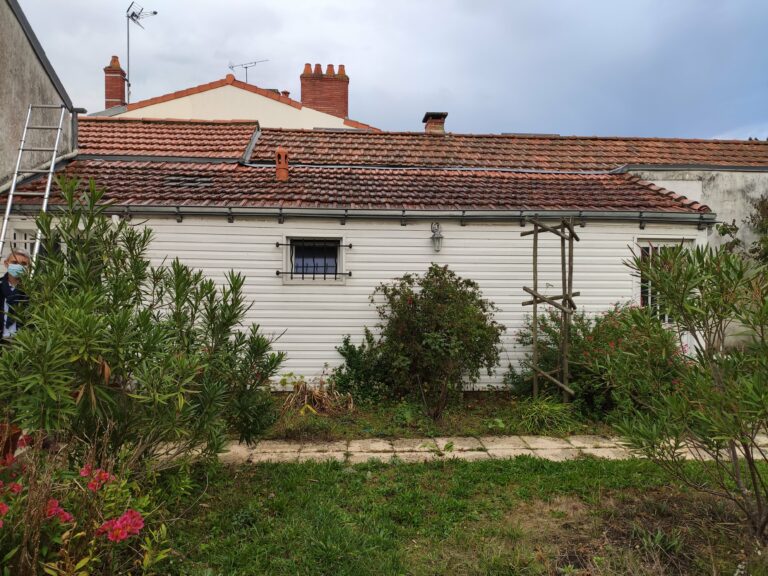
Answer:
521, 218, 580, 399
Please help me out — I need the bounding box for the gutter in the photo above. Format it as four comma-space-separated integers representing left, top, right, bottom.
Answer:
0, 150, 78, 194
9, 204, 717, 228
613, 163, 768, 173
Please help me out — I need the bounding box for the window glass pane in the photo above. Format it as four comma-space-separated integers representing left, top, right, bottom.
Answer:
291, 240, 339, 278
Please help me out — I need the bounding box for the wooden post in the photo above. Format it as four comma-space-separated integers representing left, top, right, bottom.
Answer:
565, 218, 575, 400
560, 222, 568, 401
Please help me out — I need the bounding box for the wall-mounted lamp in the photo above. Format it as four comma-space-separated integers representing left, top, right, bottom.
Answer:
431, 222, 443, 252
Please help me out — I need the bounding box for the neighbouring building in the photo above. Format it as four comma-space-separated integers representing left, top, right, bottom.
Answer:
0, 0, 77, 184
91, 57, 377, 131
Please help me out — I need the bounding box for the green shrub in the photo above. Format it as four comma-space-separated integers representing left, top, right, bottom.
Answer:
617, 245, 768, 545
0, 178, 284, 466
371, 264, 505, 419
330, 329, 390, 403
512, 397, 580, 435
509, 304, 684, 420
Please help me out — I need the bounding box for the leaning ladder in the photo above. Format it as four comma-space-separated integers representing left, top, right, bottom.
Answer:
0, 104, 66, 263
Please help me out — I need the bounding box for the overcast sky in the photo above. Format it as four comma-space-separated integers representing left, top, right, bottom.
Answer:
18, 0, 768, 138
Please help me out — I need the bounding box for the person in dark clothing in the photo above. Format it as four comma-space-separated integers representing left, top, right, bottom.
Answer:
0, 248, 30, 342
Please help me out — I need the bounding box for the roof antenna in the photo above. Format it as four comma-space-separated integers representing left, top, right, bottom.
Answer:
228, 60, 269, 84
125, 2, 158, 104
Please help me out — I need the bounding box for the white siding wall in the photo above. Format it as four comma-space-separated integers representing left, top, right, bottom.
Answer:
5, 215, 706, 388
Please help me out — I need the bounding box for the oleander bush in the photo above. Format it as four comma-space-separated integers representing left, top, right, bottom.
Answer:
617, 245, 768, 546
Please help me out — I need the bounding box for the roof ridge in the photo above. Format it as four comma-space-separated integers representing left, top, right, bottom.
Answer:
80, 116, 259, 125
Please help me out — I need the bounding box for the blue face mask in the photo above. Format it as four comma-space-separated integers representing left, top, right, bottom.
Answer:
7, 263, 25, 278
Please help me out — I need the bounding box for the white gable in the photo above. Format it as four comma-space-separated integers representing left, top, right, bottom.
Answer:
115, 84, 349, 129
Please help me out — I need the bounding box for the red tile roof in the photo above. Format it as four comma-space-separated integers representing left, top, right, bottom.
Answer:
77, 117, 768, 170
78, 117, 258, 158
248, 130, 768, 170
115, 74, 379, 131
18, 160, 708, 213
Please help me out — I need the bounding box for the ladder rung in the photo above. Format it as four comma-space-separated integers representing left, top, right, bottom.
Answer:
30, 104, 64, 109
21, 147, 56, 152
13, 192, 46, 197
27, 125, 61, 130
17, 169, 51, 174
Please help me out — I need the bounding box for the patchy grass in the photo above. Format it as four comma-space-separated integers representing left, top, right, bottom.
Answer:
265, 392, 612, 440
166, 457, 758, 575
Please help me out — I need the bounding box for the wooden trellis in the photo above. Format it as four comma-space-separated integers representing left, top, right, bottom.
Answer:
521, 218, 580, 400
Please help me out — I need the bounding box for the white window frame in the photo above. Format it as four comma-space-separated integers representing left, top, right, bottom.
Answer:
633, 237, 694, 323
280, 235, 348, 285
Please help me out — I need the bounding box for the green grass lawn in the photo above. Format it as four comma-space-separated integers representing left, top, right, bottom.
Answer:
265, 393, 613, 441
166, 457, 752, 575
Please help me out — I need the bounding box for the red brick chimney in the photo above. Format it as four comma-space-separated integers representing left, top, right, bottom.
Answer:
423, 112, 448, 134
104, 55, 126, 109
300, 63, 349, 118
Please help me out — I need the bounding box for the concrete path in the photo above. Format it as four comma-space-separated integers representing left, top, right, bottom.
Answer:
220, 435, 639, 465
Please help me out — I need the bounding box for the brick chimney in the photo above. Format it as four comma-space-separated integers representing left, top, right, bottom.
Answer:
300, 63, 349, 118
423, 112, 448, 134
104, 55, 126, 109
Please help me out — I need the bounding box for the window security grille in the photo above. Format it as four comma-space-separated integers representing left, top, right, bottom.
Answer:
275, 239, 352, 280
640, 244, 675, 323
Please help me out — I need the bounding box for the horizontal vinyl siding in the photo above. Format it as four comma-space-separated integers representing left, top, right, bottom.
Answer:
7, 215, 706, 388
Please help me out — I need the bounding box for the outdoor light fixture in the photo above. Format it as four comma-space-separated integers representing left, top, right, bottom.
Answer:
431, 222, 443, 252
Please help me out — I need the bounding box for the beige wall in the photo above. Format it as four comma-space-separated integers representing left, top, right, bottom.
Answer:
116, 85, 349, 129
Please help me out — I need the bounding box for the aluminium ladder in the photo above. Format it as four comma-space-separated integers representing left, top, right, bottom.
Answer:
0, 104, 67, 263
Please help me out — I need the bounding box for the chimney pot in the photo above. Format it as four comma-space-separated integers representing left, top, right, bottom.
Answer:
281, 90, 290, 98
300, 63, 350, 118
276, 146, 289, 181
422, 112, 448, 134
103, 55, 127, 110
302, 62, 312, 75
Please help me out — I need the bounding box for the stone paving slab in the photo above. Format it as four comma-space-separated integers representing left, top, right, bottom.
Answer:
391, 438, 438, 452
220, 434, 662, 466
299, 441, 348, 453
434, 436, 485, 452
256, 440, 303, 453
566, 435, 620, 449
480, 436, 529, 450
522, 436, 573, 450
348, 439, 394, 453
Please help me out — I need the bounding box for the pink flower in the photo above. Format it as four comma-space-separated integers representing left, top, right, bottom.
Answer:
45, 499, 74, 524
0, 502, 9, 516
16, 435, 32, 449
8, 483, 22, 495
84, 467, 115, 492
97, 509, 144, 542
79, 464, 93, 478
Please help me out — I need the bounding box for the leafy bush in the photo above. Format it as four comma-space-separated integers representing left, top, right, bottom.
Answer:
0, 178, 284, 466
512, 397, 580, 435
0, 439, 171, 575
508, 304, 684, 420
370, 264, 505, 419
330, 329, 390, 403
617, 245, 768, 545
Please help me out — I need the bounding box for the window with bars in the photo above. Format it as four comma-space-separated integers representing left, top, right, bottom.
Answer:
277, 238, 350, 281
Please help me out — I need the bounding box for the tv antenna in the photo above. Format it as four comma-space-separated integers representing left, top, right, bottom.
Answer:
125, 2, 158, 104
228, 60, 269, 84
